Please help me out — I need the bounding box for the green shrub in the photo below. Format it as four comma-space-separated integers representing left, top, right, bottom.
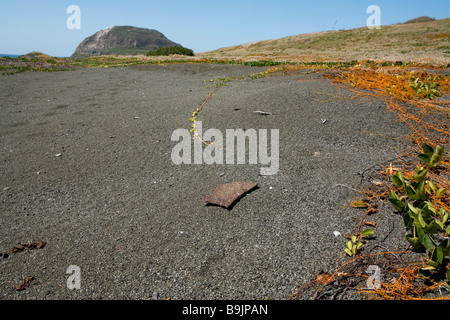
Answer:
403, 16, 435, 24
146, 46, 194, 56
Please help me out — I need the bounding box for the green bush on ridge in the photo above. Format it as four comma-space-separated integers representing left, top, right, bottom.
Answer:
146, 46, 194, 57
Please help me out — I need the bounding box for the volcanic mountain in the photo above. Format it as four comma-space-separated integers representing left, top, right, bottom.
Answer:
71, 26, 181, 58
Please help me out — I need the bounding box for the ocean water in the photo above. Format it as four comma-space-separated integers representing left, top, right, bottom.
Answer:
0, 54, 21, 58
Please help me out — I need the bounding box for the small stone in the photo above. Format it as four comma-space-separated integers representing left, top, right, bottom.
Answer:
14, 284, 25, 291
253, 111, 272, 115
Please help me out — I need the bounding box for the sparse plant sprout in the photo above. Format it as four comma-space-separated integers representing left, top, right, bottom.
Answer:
345, 229, 374, 257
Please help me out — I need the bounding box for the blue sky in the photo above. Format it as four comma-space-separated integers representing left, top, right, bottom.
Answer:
1, 0, 449, 57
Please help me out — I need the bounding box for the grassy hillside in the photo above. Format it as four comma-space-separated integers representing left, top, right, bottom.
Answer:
197, 18, 450, 64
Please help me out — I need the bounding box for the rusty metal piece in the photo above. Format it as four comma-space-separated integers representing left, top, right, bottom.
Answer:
205, 181, 258, 209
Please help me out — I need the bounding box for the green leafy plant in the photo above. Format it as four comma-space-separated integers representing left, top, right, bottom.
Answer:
409, 76, 442, 100
345, 229, 374, 256
388, 144, 449, 288
418, 144, 445, 168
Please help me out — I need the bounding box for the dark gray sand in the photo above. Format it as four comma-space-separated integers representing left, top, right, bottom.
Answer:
0, 64, 415, 299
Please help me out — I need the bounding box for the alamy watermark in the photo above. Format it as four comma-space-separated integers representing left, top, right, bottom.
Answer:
366, 265, 381, 290
171, 121, 279, 176
367, 5, 381, 29
66, 265, 81, 290
66, 5, 81, 30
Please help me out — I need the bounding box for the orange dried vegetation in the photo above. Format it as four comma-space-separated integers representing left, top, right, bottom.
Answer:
307, 63, 450, 300
324, 63, 450, 214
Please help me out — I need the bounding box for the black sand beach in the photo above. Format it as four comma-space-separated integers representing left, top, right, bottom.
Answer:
0, 63, 416, 299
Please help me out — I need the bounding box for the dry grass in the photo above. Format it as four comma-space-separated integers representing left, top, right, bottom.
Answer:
197, 18, 450, 65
